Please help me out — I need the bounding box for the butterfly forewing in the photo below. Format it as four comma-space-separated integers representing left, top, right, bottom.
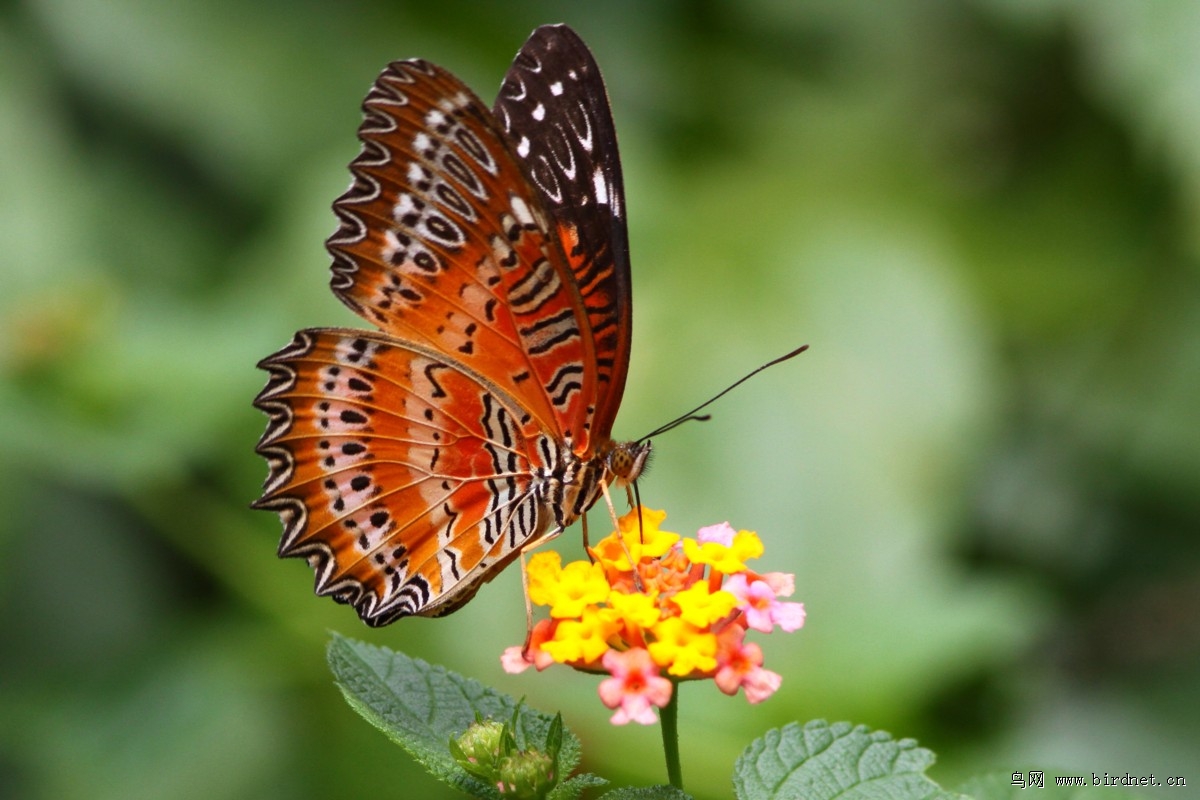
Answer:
495, 25, 632, 441
326, 58, 600, 451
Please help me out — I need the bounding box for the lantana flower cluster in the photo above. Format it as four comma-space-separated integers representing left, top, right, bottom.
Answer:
503, 507, 805, 725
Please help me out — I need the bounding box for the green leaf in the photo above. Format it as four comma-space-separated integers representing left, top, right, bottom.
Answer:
733, 719, 963, 800
597, 786, 694, 800
958, 771, 1150, 799
326, 634, 603, 799
551, 774, 610, 800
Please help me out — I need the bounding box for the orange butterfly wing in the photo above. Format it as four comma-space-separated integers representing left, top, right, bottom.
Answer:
253, 27, 636, 624
327, 58, 598, 450
256, 330, 565, 621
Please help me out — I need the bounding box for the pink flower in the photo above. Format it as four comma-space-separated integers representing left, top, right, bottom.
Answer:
500, 620, 556, 674
715, 626, 782, 703
696, 522, 736, 547
597, 648, 673, 725
500, 647, 531, 674
724, 573, 806, 633
738, 663, 782, 704
760, 572, 795, 596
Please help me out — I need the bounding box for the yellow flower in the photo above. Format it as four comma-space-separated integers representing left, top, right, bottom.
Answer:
682, 529, 764, 573
615, 507, 677, 556
527, 551, 609, 618
591, 507, 679, 571
552, 561, 610, 618
648, 616, 717, 676
670, 582, 738, 627
526, 551, 564, 607
540, 607, 619, 664
604, 589, 662, 629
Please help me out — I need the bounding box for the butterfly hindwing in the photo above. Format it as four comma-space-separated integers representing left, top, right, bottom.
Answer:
254, 328, 557, 623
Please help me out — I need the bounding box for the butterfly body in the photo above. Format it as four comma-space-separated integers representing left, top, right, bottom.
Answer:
254, 26, 646, 625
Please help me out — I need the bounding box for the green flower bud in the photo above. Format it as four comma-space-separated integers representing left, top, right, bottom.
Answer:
497, 750, 556, 799
450, 720, 506, 781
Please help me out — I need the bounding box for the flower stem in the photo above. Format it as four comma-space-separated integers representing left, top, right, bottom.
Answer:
660, 680, 683, 789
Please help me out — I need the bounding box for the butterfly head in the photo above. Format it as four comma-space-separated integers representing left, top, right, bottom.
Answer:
603, 440, 652, 487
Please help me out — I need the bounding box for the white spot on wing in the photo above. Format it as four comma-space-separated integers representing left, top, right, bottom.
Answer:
593, 167, 609, 206
490, 233, 515, 264
393, 193, 418, 219
532, 103, 545, 121
407, 163, 431, 184
517, 136, 531, 157
510, 195, 535, 226
550, 81, 564, 96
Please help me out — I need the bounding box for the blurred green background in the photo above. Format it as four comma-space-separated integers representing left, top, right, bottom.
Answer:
3, 0, 1199, 797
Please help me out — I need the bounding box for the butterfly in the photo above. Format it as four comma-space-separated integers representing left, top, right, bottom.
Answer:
253, 24, 651, 625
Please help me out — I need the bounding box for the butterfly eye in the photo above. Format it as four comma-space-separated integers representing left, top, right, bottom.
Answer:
604, 440, 652, 487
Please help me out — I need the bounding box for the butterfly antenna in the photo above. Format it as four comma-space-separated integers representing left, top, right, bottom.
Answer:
637, 344, 809, 442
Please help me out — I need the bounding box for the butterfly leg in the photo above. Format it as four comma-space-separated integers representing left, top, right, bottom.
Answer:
517, 524, 566, 654
519, 548, 535, 653
599, 477, 623, 530
599, 479, 644, 591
